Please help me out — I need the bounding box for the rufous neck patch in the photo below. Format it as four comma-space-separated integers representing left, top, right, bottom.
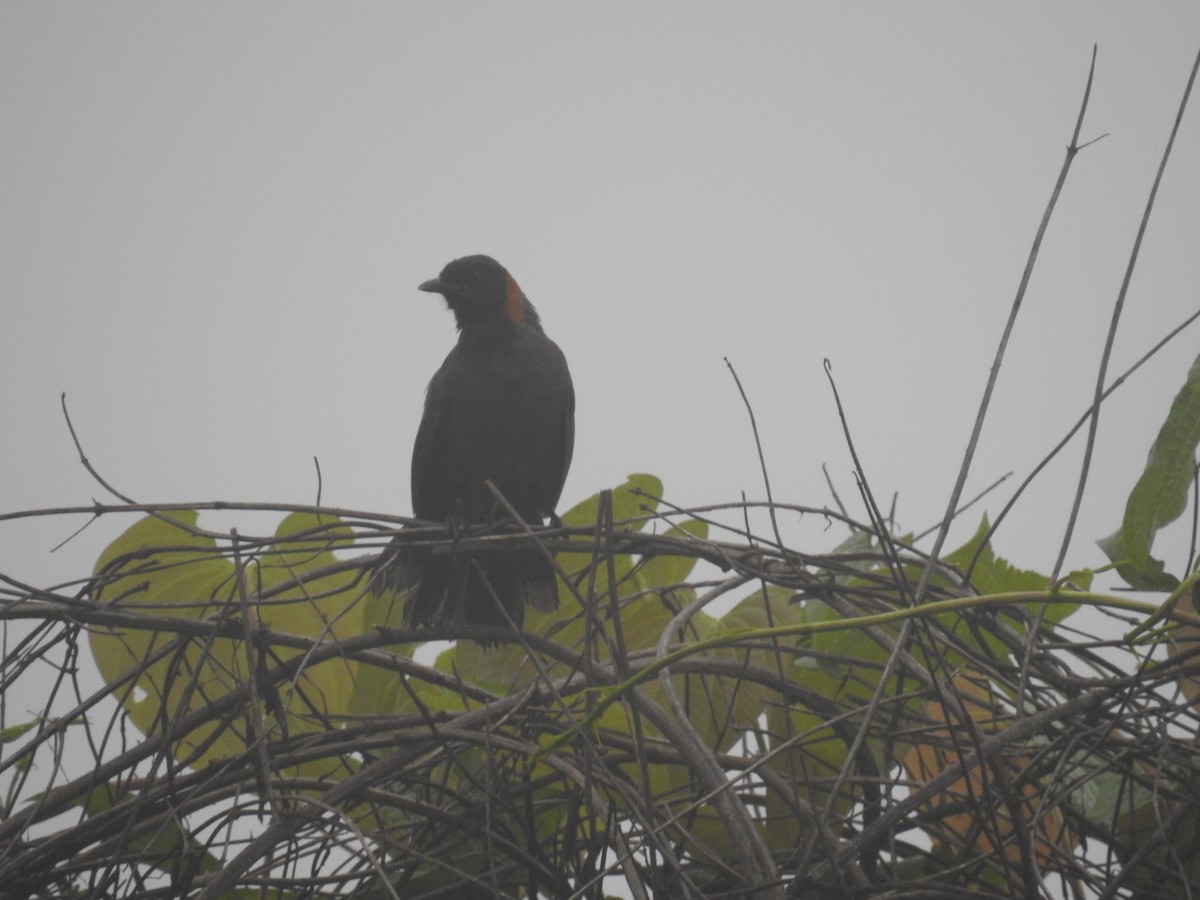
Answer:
503, 274, 526, 325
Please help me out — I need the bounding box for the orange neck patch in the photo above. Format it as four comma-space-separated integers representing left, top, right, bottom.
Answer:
503, 274, 526, 325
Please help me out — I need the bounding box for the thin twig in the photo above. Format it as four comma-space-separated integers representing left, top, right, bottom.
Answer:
60, 393, 138, 506
917, 47, 1100, 604
965, 304, 1200, 580
725, 357, 785, 553
1050, 42, 1200, 582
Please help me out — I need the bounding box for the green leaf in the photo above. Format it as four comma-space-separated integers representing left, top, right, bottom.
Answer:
349, 586, 429, 717
443, 635, 535, 695
550, 473, 663, 618
0, 718, 41, 744
89, 512, 248, 765
250, 513, 365, 749
1099, 351, 1200, 591
711, 586, 808, 732
947, 517, 1066, 593
639, 518, 708, 589
89, 511, 367, 777
827, 529, 878, 584
945, 515, 1082, 625
559, 472, 663, 530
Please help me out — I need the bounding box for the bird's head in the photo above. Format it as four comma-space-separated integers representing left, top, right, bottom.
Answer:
419, 255, 541, 332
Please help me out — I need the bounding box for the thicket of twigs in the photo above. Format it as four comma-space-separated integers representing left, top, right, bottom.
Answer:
3, 48, 1200, 900
1, 479, 1199, 899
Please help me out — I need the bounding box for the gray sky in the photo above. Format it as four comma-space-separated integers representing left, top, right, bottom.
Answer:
3, 5, 1199, 601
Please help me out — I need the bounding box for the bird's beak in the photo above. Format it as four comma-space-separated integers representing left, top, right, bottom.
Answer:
418, 278, 445, 294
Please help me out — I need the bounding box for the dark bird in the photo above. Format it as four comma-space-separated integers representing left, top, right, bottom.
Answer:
385, 254, 575, 634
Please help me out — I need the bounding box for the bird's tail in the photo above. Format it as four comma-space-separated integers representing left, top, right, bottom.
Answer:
377, 534, 559, 639
508, 550, 560, 616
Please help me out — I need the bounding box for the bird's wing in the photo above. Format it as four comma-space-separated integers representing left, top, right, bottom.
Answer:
544, 376, 575, 514
410, 372, 452, 520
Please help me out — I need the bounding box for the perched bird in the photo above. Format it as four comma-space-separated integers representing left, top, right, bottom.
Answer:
385, 254, 575, 634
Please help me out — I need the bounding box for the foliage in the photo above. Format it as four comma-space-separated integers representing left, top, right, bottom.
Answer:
3, 407, 1200, 897
1099, 350, 1200, 591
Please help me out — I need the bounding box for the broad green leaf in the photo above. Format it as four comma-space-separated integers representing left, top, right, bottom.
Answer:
767, 593, 911, 827
829, 528, 882, 584
89, 511, 368, 777
253, 512, 363, 731
947, 515, 1088, 598
715, 588, 890, 836
804, 595, 891, 670
764, 675, 864, 827
559, 473, 663, 530
348, 586, 434, 717
0, 718, 41, 744
89, 512, 248, 766
1100, 351, 1200, 590
932, 516, 1079, 654
444, 635, 535, 695
639, 518, 708, 589
555, 474, 661, 597
441, 475, 680, 695
716, 586, 808, 727
1069, 748, 1200, 893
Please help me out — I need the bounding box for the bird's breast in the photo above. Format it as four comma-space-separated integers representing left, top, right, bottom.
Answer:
414, 331, 573, 523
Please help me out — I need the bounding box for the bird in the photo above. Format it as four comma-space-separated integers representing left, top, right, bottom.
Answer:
382, 254, 575, 636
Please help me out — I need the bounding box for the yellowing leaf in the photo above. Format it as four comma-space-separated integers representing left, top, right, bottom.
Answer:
89, 511, 368, 777
901, 675, 1072, 871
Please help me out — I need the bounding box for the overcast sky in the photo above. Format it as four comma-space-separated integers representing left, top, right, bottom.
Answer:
3, 6, 1199, 608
